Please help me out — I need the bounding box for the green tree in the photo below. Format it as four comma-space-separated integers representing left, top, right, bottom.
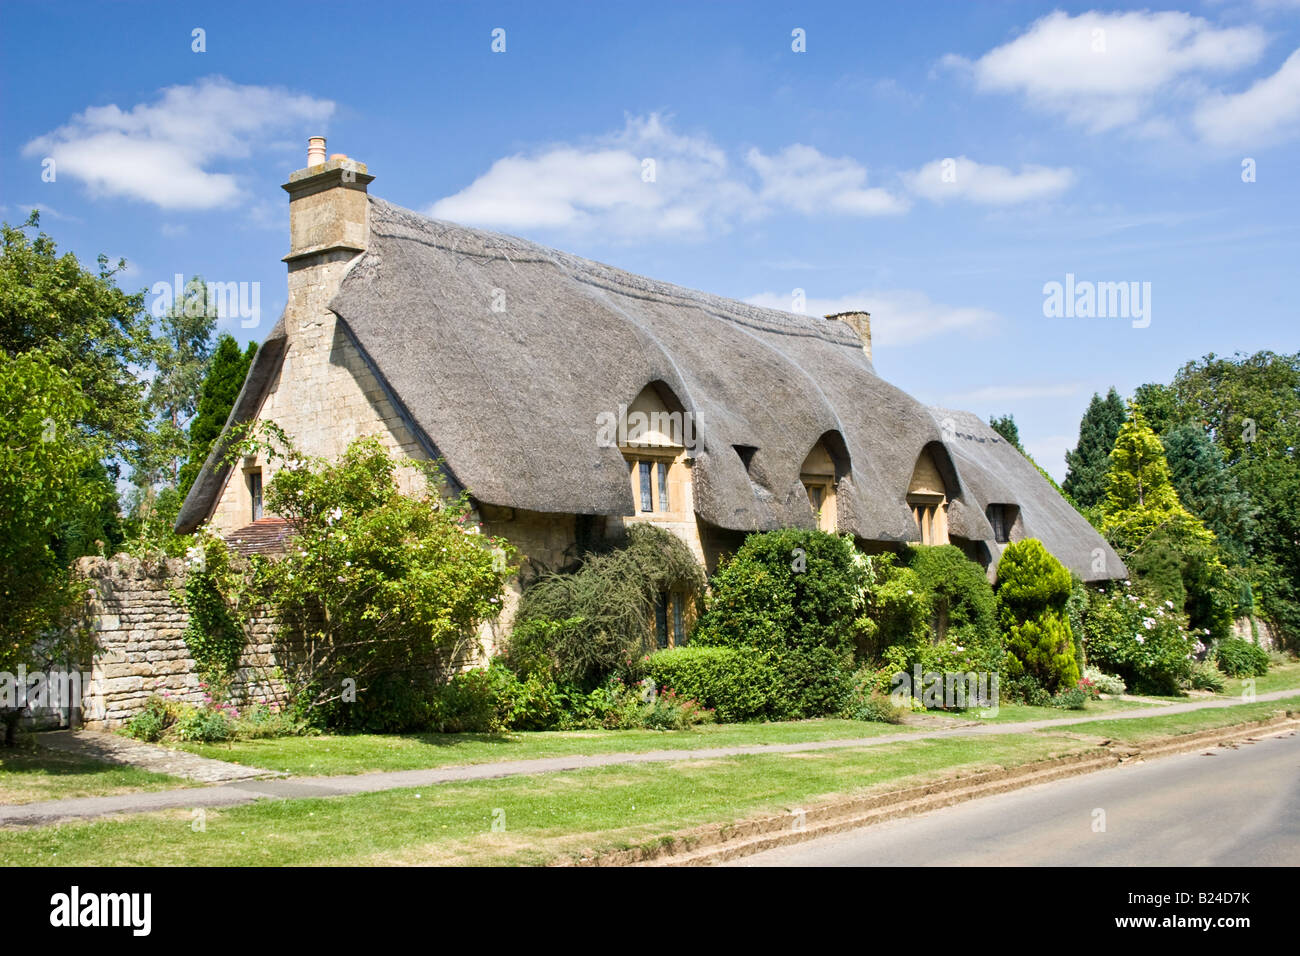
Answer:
989, 414, 1022, 451
1132, 381, 1179, 436
177, 334, 256, 500
1100, 408, 1212, 552
0, 213, 149, 455
1063, 388, 1127, 509
1164, 351, 1300, 644
1102, 408, 1235, 642
136, 276, 218, 492
0, 352, 102, 741
1161, 423, 1255, 562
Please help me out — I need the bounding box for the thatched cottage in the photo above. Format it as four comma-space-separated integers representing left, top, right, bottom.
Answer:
176, 140, 1124, 649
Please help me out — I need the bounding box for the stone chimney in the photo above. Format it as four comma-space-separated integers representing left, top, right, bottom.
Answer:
825, 311, 872, 361
281, 137, 374, 343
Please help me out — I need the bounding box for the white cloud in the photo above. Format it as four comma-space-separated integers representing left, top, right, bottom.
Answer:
429, 114, 754, 237
904, 156, 1075, 205
745, 144, 909, 216
23, 77, 335, 210
744, 289, 999, 347
428, 115, 907, 237
949, 10, 1266, 132
1194, 48, 1300, 145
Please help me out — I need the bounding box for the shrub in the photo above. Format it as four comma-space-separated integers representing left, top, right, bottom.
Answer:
122, 696, 176, 742
1189, 660, 1227, 692
1002, 675, 1053, 707
179, 529, 245, 685
640, 687, 713, 731
841, 673, 908, 723
247, 434, 514, 723
428, 661, 534, 734
174, 706, 233, 743
1082, 666, 1127, 696
905, 544, 1000, 666
1213, 637, 1269, 678
1081, 583, 1196, 695
996, 539, 1073, 621
509, 525, 704, 686
693, 530, 863, 718
855, 553, 929, 660
645, 646, 778, 722
1050, 685, 1090, 710
233, 701, 301, 739
996, 541, 1079, 694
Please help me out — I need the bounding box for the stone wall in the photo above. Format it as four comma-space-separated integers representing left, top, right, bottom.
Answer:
74, 554, 282, 730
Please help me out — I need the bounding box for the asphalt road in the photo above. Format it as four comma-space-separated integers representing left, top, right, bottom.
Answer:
728, 730, 1300, 866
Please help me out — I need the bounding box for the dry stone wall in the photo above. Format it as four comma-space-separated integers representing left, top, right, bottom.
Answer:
75, 554, 282, 730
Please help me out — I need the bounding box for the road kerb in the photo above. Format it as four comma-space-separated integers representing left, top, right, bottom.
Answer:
560, 713, 1300, 868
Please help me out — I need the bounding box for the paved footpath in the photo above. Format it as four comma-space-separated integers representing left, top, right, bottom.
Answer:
4, 689, 1297, 829
35, 730, 281, 784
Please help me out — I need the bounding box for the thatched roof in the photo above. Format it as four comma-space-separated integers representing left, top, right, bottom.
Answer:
178, 196, 1124, 582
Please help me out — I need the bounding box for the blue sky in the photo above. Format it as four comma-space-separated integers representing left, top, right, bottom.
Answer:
3, 1, 1298, 480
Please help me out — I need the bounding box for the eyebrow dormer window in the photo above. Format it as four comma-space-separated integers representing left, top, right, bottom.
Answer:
620, 383, 688, 519
986, 504, 1018, 544
800, 437, 844, 532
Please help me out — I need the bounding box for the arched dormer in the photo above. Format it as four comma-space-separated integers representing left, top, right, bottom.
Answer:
618, 382, 698, 649
907, 443, 956, 546
800, 432, 850, 532
619, 382, 693, 518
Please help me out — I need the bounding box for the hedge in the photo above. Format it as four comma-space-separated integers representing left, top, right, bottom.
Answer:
645, 646, 779, 722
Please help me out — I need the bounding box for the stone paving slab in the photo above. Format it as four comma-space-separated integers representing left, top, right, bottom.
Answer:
3, 689, 1296, 830
33, 730, 282, 784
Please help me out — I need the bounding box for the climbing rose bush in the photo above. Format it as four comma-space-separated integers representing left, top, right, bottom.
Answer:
246, 436, 515, 722
1081, 582, 1198, 695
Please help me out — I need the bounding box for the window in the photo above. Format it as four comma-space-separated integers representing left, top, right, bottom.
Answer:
658, 461, 670, 512
249, 469, 263, 522
672, 595, 685, 646
907, 447, 950, 546
639, 461, 654, 512
655, 592, 670, 648
909, 496, 945, 545
800, 437, 844, 532
986, 504, 1016, 544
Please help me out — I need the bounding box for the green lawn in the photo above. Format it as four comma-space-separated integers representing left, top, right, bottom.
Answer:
175, 717, 933, 776
0, 741, 189, 806
4, 696, 1294, 867
167, 670, 1299, 775
970, 696, 1158, 724
1223, 659, 1300, 697
0, 731, 1096, 867
1041, 693, 1300, 744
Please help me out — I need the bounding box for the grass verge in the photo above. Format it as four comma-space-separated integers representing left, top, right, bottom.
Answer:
4, 698, 1294, 867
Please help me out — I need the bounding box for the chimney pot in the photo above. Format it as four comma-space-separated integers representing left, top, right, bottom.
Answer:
329, 153, 347, 162
307, 136, 327, 167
